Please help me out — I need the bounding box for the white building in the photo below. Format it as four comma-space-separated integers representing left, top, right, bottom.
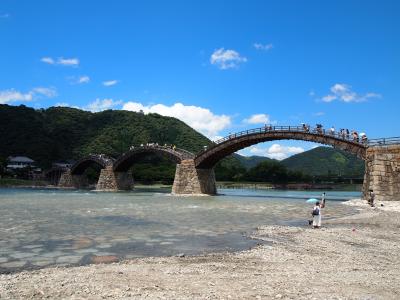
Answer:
6, 156, 36, 170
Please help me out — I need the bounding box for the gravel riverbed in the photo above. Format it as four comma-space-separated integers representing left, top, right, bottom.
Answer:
1, 199, 399, 299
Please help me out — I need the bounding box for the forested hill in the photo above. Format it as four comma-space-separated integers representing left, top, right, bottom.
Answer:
0, 104, 212, 167
281, 146, 365, 176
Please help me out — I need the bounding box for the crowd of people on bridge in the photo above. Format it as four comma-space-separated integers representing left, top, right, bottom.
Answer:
300, 123, 368, 144
129, 143, 177, 151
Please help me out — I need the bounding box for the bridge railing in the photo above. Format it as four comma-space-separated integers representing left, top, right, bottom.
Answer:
211, 125, 367, 146
368, 137, 400, 146
127, 144, 195, 158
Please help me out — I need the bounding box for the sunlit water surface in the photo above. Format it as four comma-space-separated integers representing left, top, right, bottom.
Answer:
0, 188, 360, 273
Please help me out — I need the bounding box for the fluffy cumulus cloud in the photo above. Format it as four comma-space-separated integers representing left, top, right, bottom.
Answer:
85, 98, 123, 112
0, 87, 57, 104
41, 57, 79, 66
321, 83, 381, 103
244, 114, 271, 124
249, 144, 304, 160
210, 48, 247, 69
102, 80, 118, 87
122, 102, 231, 138
253, 43, 273, 51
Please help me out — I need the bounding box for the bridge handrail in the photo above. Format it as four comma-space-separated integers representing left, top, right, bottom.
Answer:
209, 125, 368, 146
367, 137, 400, 146
126, 145, 195, 158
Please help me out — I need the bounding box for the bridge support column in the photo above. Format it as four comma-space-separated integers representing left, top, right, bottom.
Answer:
172, 159, 216, 195
363, 145, 400, 201
58, 170, 73, 188
96, 166, 134, 191
58, 171, 88, 188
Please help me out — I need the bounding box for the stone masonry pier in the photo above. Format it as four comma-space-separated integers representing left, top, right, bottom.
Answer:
172, 159, 216, 195
363, 145, 400, 201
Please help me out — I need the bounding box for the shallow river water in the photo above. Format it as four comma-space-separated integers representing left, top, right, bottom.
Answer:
0, 188, 360, 273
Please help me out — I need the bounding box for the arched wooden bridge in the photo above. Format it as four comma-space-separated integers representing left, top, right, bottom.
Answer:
195, 125, 367, 169
56, 125, 400, 201
113, 145, 194, 172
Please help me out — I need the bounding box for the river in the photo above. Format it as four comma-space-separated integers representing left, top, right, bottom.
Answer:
0, 187, 360, 273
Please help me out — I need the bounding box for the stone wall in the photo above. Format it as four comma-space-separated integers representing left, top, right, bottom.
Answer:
363, 145, 400, 201
96, 166, 134, 191
58, 170, 73, 187
172, 159, 216, 195
58, 171, 89, 189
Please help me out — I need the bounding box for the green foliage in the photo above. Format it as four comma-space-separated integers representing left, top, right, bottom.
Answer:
281, 146, 364, 177
236, 155, 274, 169
245, 160, 310, 183
0, 105, 211, 168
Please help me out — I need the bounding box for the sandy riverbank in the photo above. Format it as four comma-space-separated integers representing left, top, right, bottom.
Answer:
1, 199, 399, 299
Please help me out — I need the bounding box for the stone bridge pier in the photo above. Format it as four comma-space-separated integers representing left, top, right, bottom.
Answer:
58, 170, 89, 189
58, 167, 134, 191
363, 145, 400, 201
96, 166, 134, 191
172, 159, 216, 195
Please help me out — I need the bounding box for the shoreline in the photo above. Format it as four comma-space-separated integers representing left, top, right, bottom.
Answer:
1, 198, 399, 299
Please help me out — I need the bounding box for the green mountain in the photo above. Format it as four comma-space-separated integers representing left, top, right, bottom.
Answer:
236, 155, 274, 169
281, 146, 365, 177
0, 104, 249, 183
0, 104, 212, 168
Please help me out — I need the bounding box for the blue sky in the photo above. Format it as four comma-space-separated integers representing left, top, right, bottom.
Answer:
1, 0, 399, 159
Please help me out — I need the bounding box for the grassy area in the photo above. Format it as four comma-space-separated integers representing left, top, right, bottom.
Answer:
0, 177, 48, 187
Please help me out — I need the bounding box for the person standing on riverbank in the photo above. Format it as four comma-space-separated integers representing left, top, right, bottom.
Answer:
312, 201, 322, 228
368, 189, 375, 207
321, 192, 326, 208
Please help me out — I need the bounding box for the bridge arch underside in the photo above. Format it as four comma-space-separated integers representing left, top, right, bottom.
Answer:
45, 168, 66, 185
70, 159, 107, 175
195, 132, 367, 169
113, 149, 184, 172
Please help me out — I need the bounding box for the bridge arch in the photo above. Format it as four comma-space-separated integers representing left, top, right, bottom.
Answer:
195, 126, 367, 169
113, 145, 195, 172
70, 154, 114, 175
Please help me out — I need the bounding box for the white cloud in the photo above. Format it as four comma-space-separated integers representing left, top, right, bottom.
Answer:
103, 80, 118, 87
321, 83, 381, 103
244, 114, 271, 124
78, 76, 90, 84
58, 57, 79, 66
210, 48, 247, 70
67, 75, 90, 85
41, 57, 79, 67
122, 102, 231, 138
0, 89, 33, 104
85, 98, 123, 112
41, 57, 55, 64
31, 87, 57, 98
0, 87, 57, 104
248, 144, 304, 160
322, 94, 337, 102
253, 43, 273, 51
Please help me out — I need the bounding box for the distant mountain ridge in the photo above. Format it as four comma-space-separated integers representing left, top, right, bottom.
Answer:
236, 155, 275, 169
281, 146, 364, 177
